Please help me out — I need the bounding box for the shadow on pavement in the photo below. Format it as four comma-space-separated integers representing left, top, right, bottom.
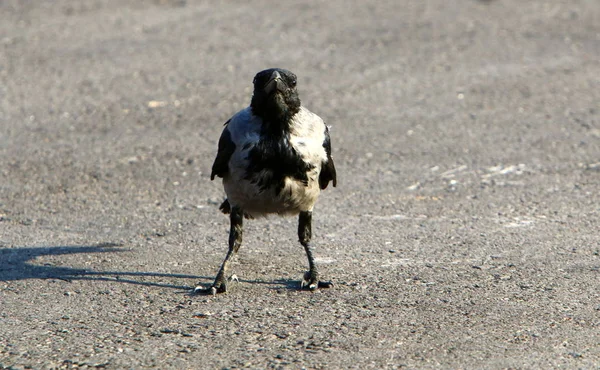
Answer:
0, 243, 208, 290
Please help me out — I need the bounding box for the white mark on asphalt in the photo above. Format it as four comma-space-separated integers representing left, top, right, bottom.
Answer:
482, 164, 526, 178
440, 165, 468, 179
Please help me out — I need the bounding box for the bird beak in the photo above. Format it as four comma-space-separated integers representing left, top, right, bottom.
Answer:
264, 71, 286, 94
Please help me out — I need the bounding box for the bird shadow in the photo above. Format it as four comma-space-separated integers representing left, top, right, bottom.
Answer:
0, 243, 210, 291
271, 278, 303, 290
236, 277, 301, 291
0, 243, 304, 292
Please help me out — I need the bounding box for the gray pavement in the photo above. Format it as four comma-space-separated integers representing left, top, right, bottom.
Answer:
1, 0, 599, 368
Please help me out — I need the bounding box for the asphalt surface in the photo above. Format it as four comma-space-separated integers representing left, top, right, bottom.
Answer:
1, 0, 599, 369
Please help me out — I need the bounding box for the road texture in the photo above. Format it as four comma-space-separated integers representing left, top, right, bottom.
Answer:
1, 0, 599, 368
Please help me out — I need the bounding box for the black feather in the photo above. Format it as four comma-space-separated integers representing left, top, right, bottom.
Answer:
219, 198, 254, 219
210, 120, 235, 180
319, 125, 337, 189
243, 68, 312, 195
244, 131, 313, 195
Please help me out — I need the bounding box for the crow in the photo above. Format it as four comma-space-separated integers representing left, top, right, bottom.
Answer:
196, 68, 337, 295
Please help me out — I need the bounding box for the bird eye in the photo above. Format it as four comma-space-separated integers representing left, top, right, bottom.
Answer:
290, 78, 297, 87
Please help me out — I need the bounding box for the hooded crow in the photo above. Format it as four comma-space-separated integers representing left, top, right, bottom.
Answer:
196, 68, 337, 295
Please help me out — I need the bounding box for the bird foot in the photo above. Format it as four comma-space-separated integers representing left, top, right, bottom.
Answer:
301, 271, 333, 291
193, 285, 220, 295
193, 274, 239, 295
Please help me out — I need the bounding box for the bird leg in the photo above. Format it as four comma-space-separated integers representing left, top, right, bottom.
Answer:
195, 206, 243, 295
298, 211, 333, 290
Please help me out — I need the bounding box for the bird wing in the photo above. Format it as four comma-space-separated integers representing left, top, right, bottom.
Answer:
319, 125, 337, 189
210, 119, 236, 180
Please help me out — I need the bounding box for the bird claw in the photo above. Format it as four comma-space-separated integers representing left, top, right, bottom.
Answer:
300, 279, 315, 290
192, 271, 240, 296
318, 281, 334, 289
193, 282, 226, 295
301, 271, 318, 290
301, 271, 333, 291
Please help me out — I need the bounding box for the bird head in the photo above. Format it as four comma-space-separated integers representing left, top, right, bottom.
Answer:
250, 68, 301, 126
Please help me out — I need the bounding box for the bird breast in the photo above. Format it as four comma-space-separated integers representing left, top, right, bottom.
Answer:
223, 107, 328, 217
